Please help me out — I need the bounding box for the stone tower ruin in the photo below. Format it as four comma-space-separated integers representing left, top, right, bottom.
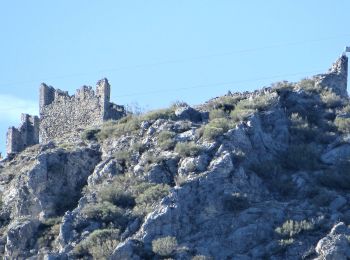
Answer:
6, 114, 39, 154
6, 78, 125, 155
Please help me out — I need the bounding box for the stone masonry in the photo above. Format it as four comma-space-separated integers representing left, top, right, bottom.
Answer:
6, 114, 39, 155
6, 78, 125, 155
39, 78, 125, 142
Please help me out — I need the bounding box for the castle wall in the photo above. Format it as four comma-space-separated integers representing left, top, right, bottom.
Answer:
6, 114, 40, 154
39, 78, 125, 142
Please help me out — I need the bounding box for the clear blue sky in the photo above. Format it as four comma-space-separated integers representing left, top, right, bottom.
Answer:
0, 1, 349, 155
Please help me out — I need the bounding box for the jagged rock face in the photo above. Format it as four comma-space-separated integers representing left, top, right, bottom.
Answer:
0, 145, 101, 258
2, 147, 101, 219
315, 222, 350, 260
314, 55, 348, 97
0, 55, 349, 259
5, 219, 40, 259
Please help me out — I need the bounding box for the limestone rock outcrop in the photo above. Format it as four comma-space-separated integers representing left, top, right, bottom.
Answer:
314, 54, 348, 97
0, 53, 349, 259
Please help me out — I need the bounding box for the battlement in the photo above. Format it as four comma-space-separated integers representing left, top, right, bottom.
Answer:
6, 78, 125, 155
40, 78, 112, 112
39, 78, 125, 142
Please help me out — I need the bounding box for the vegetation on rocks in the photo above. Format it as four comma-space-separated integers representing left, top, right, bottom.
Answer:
152, 236, 178, 257
36, 217, 61, 250
74, 229, 120, 259
2, 55, 350, 259
87, 174, 171, 221
275, 219, 315, 238
158, 130, 176, 150
334, 117, 350, 133
175, 141, 202, 157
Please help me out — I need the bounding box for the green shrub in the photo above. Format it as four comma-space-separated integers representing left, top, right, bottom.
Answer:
202, 126, 225, 141
175, 142, 202, 157
204, 95, 240, 112
131, 142, 146, 154
289, 113, 319, 142
208, 118, 232, 131
57, 142, 76, 151
143, 151, 165, 166
334, 117, 350, 133
340, 105, 350, 114
320, 90, 343, 108
203, 118, 233, 140
97, 116, 141, 141
113, 150, 132, 165
298, 78, 320, 93
82, 128, 100, 141
82, 202, 128, 228
141, 108, 176, 121
223, 193, 250, 212
275, 220, 314, 238
158, 131, 175, 150
37, 217, 61, 249
203, 97, 272, 140
282, 144, 320, 170
249, 159, 282, 179
230, 108, 255, 122
74, 229, 120, 259
99, 186, 135, 208
92, 175, 170, 217
278, 238, 294, 247
234, 94, 276, 111
250, 160, 295, 197
152, 236, 178, 257
209, 109, 226, 120
134, 184, 170, 215
271, 81, 294, 91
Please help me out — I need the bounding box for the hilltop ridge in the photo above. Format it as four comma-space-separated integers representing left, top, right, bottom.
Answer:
0, 53, 350, 259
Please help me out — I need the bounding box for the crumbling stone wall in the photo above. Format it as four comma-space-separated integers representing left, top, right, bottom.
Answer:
6, 78, 125, 155
39, 78, 125, 142
6, 114, 39, 155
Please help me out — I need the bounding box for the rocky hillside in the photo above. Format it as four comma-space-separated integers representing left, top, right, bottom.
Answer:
1, 55, 350, 259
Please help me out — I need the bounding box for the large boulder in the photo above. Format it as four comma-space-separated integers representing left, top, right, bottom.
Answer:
175, 106, 203, 122
5, 219, 40, 259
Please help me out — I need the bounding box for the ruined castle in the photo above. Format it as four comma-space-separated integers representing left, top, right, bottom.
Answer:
6, 78, 125, 155
5, 51, 349, 156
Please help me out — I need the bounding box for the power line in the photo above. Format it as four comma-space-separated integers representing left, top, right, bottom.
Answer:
0, 34, 349, 88
114, 69, 324, 98
0, 68, 325, 112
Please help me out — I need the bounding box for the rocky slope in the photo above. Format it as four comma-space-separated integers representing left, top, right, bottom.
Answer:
1, 55, 350, 259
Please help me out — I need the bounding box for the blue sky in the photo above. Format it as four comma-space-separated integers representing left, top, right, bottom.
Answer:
0, 1, 349, 155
